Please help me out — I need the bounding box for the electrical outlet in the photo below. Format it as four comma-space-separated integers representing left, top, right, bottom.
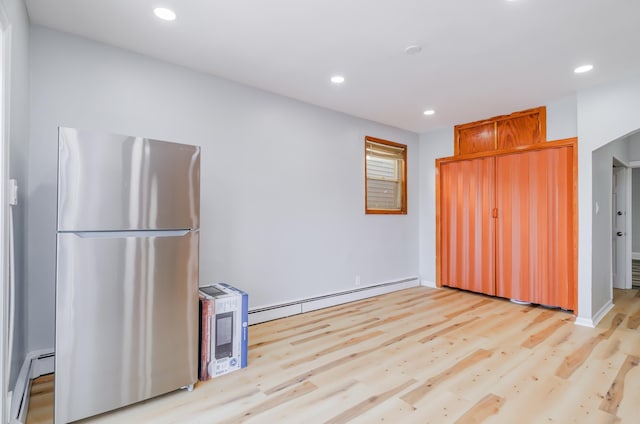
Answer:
355, 275, 361, 286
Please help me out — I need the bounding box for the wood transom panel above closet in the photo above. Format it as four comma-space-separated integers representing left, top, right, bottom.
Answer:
454, 106, 546, 156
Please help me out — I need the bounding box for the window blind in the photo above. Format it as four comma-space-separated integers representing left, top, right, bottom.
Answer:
366, 140, 404, 210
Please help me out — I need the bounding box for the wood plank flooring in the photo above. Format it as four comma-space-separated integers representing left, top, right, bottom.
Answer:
26, 287, 640, 423
25, 373, 54, 424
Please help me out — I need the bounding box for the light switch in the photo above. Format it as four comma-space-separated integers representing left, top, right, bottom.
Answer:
8, 179, 17, 206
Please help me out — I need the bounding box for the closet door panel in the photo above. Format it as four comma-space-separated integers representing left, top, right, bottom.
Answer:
495, 146, 574, 309
495, 152, 538, 303
539, 145, 574, 309
440, 157, 496, 295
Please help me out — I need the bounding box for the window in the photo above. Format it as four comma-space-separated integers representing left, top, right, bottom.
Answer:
365, 136, 407, 214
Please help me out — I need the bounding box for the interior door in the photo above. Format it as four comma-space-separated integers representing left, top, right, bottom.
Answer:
495, 145, 575, 309
439, 156, 496, 295
612, 164, 629, 289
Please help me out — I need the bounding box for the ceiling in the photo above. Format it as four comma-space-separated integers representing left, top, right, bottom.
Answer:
25, 0, 640, 134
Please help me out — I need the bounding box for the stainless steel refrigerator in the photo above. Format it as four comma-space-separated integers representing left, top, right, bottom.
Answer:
55, 127, 200, 423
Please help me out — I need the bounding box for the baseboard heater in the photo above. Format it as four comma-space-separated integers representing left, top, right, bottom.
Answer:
248, 277, 420, 325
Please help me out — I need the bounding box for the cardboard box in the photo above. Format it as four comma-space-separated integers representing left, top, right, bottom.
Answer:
198, 284, 248, 380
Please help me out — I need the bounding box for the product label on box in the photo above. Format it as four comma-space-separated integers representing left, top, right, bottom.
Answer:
209, 356, 239, 376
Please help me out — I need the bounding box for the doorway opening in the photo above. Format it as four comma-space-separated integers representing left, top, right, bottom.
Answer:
612, 157, 631, 290
630, 166, 640, 289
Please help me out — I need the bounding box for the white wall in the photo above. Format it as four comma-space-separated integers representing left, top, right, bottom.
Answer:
577, 76, 640, 320
418, 127, 452, 285
546, 94, 577, 141
1, 0, 29, 388
28, 26, 420, 351
627, 133, 640, 160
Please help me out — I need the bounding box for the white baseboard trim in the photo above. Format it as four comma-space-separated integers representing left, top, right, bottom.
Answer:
633, 252, 640, 260
575, 300, 614, 328
421, 280, 437, 288
593, 300, 615, 327
249, 304, 301, 324
11, 349, 54, 424
249, 277, 420, 325
574, 316, 595, 328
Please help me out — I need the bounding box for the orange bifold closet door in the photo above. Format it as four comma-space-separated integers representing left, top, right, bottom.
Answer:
495, 145, 575, 309
440, 156, 496, 295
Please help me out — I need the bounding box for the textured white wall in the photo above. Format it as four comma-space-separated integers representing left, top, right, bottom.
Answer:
1, 0, 30, 388
546, 94, 577, 141
418, 127, 452, 285
28, 26, 420, 352
625, 133, 640, 160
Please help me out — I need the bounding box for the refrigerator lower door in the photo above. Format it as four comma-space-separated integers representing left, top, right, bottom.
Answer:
55, 231, 199, 423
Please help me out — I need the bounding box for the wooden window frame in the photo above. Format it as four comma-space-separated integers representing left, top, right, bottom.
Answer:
364, 136, 407, 215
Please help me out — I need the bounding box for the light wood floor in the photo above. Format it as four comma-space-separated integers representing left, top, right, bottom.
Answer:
25, 373, 54, 424
26, 287, 640, 423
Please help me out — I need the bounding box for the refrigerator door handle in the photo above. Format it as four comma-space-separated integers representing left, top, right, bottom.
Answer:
70, 230, 191, 238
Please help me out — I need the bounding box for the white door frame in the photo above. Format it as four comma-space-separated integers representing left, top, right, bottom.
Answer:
629, 161, 640, 265
612, 156, 633, 290
0, 4, 9, 423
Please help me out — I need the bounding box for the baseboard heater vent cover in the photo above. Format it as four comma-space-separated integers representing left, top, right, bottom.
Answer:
248, 277, 419, 325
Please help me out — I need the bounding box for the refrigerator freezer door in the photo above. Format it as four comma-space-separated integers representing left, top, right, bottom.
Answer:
55, 231, 199, 423
57, 127, 200, 231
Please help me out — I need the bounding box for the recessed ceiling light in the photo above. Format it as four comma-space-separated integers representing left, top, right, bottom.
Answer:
330, 75, 345, 84
154, 7, 176, 21
423, 109, 435, 116
574, 64, 594, 74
